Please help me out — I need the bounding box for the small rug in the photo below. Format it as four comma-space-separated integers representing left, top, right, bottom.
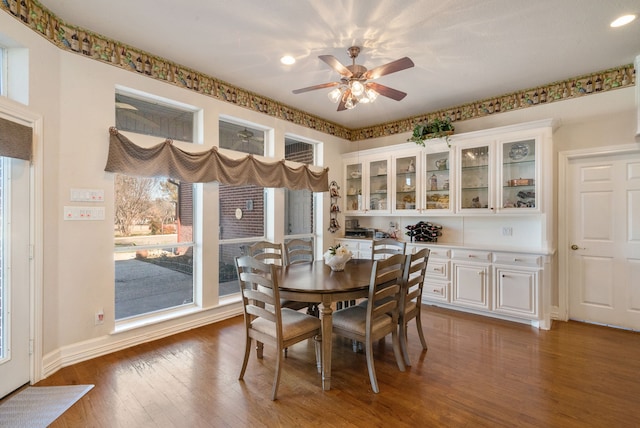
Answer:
0, 384, 94, 427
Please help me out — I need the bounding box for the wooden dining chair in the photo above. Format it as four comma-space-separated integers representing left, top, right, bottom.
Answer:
284, 238, 319, 317
399, 248, 430, 366
248, 241, 285, 266
332, 254, 406, 393
371, 238, 406, 260
284, 238, 314, 265
248, 241, 308, 312
235, 255, 321, 400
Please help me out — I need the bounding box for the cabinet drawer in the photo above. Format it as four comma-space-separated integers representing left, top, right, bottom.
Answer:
426, 247, 451, 259
451, 249, 492, 262
423, 280, 449, 302
425, 260, 449, 280
493, 252, 541, 268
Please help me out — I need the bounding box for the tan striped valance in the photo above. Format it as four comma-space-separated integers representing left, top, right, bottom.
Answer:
105, 128, 329, 191
0, 116, 33, 161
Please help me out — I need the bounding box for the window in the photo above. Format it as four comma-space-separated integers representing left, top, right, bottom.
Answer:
114, 176, 196, 319
218, 120, 267, 297
113, 89, 199, 321
115, 91, 195, 141
284, 138, 316, 237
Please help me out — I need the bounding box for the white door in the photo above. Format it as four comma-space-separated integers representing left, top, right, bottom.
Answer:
567, 152, 640, 330
0, 158, 31, 398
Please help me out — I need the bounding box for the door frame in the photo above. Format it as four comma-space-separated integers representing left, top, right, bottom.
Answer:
0, 98, 43, 386
558, 142, 640, 323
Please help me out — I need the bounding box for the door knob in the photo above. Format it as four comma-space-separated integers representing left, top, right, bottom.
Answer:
571, 244, 580, 250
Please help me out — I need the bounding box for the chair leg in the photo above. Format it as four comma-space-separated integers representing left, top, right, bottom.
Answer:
239, 337, 252, 380
400, 321, 411, 367
391, 329, 406, 373
271, 349, 283, 401
314, 335, 322, 374
415, 312, 428, 350
364, 338, 379, 394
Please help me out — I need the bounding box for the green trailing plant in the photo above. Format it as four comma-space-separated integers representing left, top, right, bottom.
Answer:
408, 117, 455, 146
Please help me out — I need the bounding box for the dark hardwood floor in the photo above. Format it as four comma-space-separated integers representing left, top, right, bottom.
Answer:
10, 306, 640, 427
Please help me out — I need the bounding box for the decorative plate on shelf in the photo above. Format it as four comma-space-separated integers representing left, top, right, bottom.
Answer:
509, 143, 529, 161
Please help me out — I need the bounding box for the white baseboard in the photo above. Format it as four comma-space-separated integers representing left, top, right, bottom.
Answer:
41, 305, 243, 378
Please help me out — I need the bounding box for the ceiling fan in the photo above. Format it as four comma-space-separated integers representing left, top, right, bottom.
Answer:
292, 46, 414, 111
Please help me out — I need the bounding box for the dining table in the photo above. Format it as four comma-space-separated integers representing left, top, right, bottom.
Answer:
275, 258, 374, 391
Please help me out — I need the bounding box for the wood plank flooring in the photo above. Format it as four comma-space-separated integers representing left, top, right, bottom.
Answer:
7, 306, 640, 427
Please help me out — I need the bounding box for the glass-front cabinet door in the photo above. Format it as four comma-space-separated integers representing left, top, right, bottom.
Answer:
500, 139, 537, 211
344, 161, 364, 213
458, 143, 492, 212
424, 150, 451, 212
394, 154, 418, 212
368, 158, 390, 213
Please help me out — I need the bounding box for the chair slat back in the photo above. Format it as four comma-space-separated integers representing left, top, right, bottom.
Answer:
371, 238, 406, 260
248, 241, 284, 266
284, 238, 314, 265
401, 248, 430, 315
236, 255, 281, 325
367, 254, 406, 325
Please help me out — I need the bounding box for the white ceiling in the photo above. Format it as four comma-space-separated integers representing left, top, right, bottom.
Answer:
41, 0, 640, 129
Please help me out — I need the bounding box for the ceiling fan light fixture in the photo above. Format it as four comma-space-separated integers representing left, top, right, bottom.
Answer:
344, 93, 358, 110
328, 87, 342, 103
350, 80, 365, 97
365, 88, 378, 102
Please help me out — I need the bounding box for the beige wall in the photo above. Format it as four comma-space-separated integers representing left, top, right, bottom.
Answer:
1, 10, 637, 377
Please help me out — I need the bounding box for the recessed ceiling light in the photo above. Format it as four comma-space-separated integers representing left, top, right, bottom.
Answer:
610, 14, 636, 27
280, 55, 295, 65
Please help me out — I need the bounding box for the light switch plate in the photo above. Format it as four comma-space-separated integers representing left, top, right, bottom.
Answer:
64, 206, 105, 220
71, 188, 104, 202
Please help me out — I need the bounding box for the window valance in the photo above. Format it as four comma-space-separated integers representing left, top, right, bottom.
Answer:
105, 127, 329, 191
0, 116, 33, 161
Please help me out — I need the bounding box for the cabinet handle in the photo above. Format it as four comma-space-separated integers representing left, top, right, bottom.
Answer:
513, 258, 520, 262
468, 254, 475, 258
502, 274, 507, 278
433, 267, 443, 272
478, 271, 484, 275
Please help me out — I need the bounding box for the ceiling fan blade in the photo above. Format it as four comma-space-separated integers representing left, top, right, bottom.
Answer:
337, 97, 348, 111
292, 82, 339, 94
363, 57, 414, 80
318, 55, 353, 77
366, 82, 407, 101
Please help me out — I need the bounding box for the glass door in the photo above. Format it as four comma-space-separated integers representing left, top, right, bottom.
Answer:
500, 139, 537, 210
459, 144, 492, 212
344, 161, 364, 213
424, 151, 451, 211
368, 159, 389, 213
394, 155, 418, 212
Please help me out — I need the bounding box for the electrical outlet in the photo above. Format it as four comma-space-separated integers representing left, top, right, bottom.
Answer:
502, 227, 513, 236
95, 310, 104, 325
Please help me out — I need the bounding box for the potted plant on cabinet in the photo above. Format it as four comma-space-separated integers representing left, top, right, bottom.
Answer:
407, 117, 455, 147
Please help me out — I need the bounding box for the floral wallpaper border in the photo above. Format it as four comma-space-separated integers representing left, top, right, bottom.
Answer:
2, 0, 636, 141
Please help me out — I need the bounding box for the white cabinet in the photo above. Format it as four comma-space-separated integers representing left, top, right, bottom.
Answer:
454, 128, 546, 214
334, 238, 372, 260
409, 244, 451, 303
424, 148, 453, 213
392, 152, 420, 213
492, 252, 541, 320
343, 154, 390, 214
405, 244, 549, 328
451, 249, 491, 310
